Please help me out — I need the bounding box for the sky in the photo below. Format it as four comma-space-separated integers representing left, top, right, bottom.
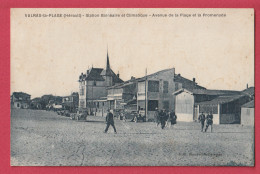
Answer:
11, 8, 254, 98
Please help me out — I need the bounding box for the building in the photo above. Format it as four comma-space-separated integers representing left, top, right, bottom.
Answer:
136, 68, 176, 121
30, 97, 42, 109
78, 51, 123, 114
173, 88, 243, 123
197, 95, 250, 124
242, 86, 255, 100
174, 74, 206, 91
107, 76, 137, 112
241, 100, 254, 126
11, 92, 31, 109
62, 92, 79, 112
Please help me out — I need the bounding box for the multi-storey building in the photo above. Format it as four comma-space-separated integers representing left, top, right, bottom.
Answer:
78, 52, 123, 114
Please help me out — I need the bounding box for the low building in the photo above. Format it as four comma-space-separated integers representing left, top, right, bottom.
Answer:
30, 97, 42, 109
62, 92, 79, 112
197, 95, 250, 124
107, 77, 137, 110
11, 92, 31, 109
241, 100, 254, 126
173, 88, 243, 122
174, 74, 206, 91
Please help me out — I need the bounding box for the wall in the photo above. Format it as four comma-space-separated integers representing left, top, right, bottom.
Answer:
241, 107, 254, 126
175, 91, 194, 122
137, 68, 175, 118
220, 114, 237, 124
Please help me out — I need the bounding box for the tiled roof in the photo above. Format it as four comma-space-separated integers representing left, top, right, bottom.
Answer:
137, 68, 174, 82
197, 95, 246, 105
174, 74, 206, 90
242, 87, 255, 96
85, 68, 105, 81
107, 78, 136, 89
173, 88, 242, 96
241, 100, 254, 108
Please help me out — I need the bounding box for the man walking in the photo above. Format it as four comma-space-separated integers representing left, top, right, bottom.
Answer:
205, 112, 213, 132
160, 109, 167, 129
198, 112, 206, 132
104, 109, 117, 133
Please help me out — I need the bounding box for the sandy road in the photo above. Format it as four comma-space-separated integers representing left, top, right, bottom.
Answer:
11, 109, 254, 166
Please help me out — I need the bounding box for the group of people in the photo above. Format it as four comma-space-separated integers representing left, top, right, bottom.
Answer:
154, 108, 177, 129
104, 109, 213, 133
198, 112, 213, 132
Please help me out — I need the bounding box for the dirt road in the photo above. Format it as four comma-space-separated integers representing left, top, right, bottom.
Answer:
11, 109, 254, 166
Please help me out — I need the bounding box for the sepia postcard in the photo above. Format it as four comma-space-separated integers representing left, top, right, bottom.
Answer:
10, 8, 254, 166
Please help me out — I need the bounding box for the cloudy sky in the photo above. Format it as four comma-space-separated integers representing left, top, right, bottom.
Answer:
11, 8, 254, 98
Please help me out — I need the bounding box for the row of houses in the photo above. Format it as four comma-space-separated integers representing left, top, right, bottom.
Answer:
11, 92, 79, 112
78, 51, 255, 125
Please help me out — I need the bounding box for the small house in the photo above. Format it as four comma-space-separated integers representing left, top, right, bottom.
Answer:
197, 95, 250, 124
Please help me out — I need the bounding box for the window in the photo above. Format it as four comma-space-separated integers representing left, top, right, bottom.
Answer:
163, 101, 169, 110
80, 100, 85, 108
148, 81, 159, 92
163, 81, 169, 93
80, 87, 84, 96
199, 105, 218, 114
93, 81, 96, 86
148, 100, 158, 111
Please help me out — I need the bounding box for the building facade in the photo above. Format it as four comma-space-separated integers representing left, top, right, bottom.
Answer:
11, 92, 31, 109
107, 77, 137, 111
136, 68, 176, 121
62, 92, 79, 112
198, 95, 250, 124
173, 88, 244, 123
241, 100, 254, 126
78, 51, 123, 114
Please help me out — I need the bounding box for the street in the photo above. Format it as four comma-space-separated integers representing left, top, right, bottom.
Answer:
11, 109, 254, 166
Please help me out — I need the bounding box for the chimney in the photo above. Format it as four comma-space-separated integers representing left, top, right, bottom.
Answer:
247, 83, 248, 89
87, 70, 89, 75
131, 76, 135, 80
193, 78, 196, 83
117, 71, 120, 78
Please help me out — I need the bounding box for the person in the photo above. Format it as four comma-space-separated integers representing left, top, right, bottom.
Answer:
205, 112, 213, 132
169, 111, 177, 127
104, 109, 117, 133
160, 110, 167, 129
198, 112, 206, 132
154, 108, 160, 127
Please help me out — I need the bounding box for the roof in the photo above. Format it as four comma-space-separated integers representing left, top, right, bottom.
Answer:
174, 74, 206, 90
173, 88, 242, 96
241, 100, 254, 108
137, 68, 174, 82
12, 92, 31, 99
242, 87, 255, 96
85, 68, 105, 81
197, 95, 246, 105
107, 78, 136, 89
109, 69, 124, 84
